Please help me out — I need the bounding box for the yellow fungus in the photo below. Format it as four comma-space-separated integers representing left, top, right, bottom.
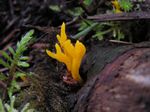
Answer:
46, 23, 86, 82
71, 41, 86, 81
111, 0, 122, 13
46, 44, 71, 71
56, 22, 67, 47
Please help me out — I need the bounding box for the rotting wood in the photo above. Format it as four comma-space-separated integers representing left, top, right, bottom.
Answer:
73, 42, 150, 112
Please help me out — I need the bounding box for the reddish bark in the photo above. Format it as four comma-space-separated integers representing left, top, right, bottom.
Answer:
74, 45, 150, 112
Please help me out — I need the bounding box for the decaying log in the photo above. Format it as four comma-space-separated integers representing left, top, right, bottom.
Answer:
73, 42, 150, 112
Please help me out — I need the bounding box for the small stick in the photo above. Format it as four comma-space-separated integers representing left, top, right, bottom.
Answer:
0, 80, 7, 89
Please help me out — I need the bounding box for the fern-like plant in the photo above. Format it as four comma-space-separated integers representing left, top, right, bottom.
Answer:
0, 30, 34, 98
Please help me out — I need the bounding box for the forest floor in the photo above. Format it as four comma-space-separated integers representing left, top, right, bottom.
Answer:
0, 0, 150, 112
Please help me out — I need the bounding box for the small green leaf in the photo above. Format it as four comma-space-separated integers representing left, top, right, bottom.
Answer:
17, 61, 30, 67
15, 72, 26, 78
72, 22, 98, 39
0, 72, 7, 80
4, 95, 17, 112
0, 51, 13, 62
117, 29, 125, 40
8, 80, 20, 98
66, 7, 84, 17
20, 56, 29, 61
83, 0, 92, 6
21, 103, 30, 112
49, 5, 61, 12
0, 59, 10, 68
10, 96, 15, 111
12, 80, 20, 90
78, 20, 94, 31
16, 30, 34, 57
0, 99, 5, 112
92, 32, 104, 40
8, 47, 15, 56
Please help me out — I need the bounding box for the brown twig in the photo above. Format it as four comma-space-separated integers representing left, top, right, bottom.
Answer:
3, 17, 19, 33
87, 11, 150, 22
0, 68, 9, 72
0, 80, 7, 89
9, 0, 15, 19
109, 40, 133, 45
0, 29, 20, 48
